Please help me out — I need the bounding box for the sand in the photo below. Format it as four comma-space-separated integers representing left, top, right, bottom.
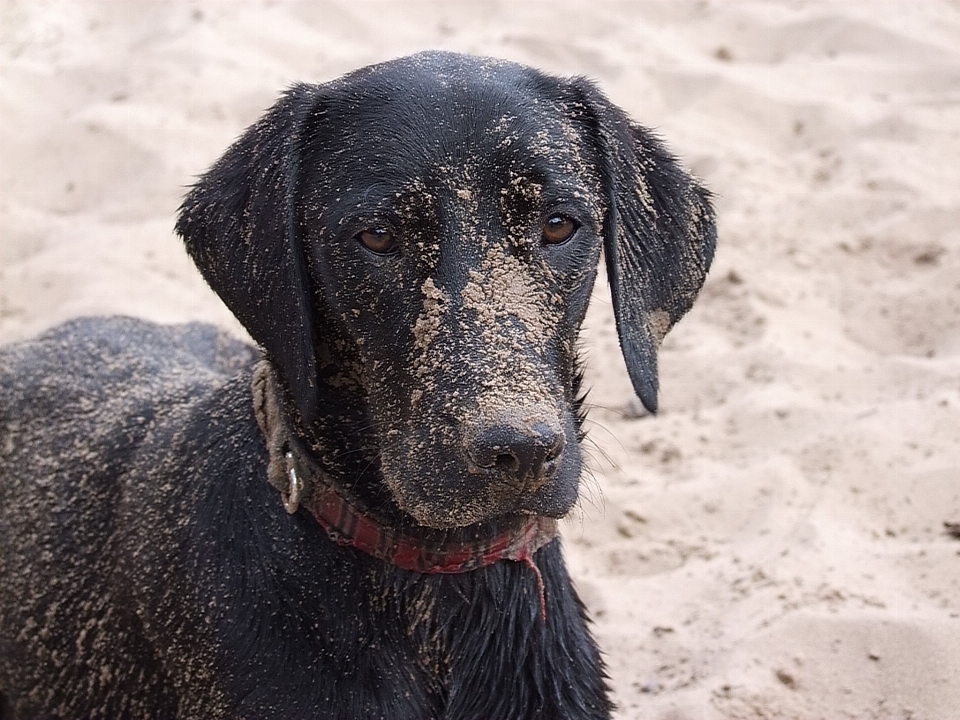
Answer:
2, 1, 959, 718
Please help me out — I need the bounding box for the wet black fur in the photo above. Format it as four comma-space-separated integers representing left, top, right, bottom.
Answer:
0, 52, 714, 719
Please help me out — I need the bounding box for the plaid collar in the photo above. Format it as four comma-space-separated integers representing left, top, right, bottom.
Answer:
307, 472, 558, 574
252, 361, 559, 577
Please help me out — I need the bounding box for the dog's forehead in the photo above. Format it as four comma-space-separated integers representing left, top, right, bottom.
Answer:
314, 53, 592, 187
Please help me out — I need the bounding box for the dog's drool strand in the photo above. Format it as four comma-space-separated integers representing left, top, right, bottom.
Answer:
523, 555, 548, 624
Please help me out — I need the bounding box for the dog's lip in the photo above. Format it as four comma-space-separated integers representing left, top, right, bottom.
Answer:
397, 503, 520, 530
402, 506, 549, 531
389, 474, 561, 529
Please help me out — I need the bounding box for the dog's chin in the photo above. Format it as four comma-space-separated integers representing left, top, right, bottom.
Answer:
381, 461, 582, 530
395, 501, 511, 531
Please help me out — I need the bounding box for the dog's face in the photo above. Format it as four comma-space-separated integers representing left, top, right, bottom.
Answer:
177, 52, 715, 529
297, 57, 605, 527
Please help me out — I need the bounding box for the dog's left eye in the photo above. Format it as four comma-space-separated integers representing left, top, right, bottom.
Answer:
356, 228, 398, 255
542, 214, 578, 245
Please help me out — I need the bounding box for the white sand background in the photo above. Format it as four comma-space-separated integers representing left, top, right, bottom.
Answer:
2, 2, 959, 718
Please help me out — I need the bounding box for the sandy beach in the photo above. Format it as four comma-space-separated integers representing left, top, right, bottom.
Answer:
2, 2, 959, 718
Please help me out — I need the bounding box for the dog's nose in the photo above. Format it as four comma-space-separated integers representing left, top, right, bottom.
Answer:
466, 419, 565, 488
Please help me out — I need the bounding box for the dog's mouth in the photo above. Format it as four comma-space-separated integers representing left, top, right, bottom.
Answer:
377, 410, 581, 530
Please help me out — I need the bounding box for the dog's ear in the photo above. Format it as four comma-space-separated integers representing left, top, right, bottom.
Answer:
568, 81, 716, 414
176, 84, 320, 426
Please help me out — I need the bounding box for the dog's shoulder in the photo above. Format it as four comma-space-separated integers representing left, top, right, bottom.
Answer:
5, 314, 254, 378
0, 316, 258, 495
0, 317, 262, 718
1, 315, 256, 409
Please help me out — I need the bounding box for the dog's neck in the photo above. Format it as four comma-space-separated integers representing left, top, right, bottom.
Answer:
251, 361, 558, 575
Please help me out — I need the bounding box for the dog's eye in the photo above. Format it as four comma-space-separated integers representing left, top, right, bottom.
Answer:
542, 214, 578, 245
356, 228, 398, 255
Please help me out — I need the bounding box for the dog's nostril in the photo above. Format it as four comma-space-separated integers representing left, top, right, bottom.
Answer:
495, 452, 519, 473
467, 420, 565, 482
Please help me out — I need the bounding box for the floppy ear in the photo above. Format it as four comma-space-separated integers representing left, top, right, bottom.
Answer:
570, 81, 716, 414
176, 84, 320, 426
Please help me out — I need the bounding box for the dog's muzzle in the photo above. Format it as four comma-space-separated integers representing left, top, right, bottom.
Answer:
251, 360, 559, 577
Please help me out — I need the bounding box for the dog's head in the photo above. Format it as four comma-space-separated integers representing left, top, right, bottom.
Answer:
177, 52, 715, 529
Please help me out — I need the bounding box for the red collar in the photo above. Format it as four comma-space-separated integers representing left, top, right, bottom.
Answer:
303, 469, 556, 622
305, 468, 555, 622
308, 478, 558, 574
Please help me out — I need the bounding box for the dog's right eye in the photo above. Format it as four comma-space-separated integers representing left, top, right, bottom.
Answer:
542, 214, 579, 245
356, 228, 398, 255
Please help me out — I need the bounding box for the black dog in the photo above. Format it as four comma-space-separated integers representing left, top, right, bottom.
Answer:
0, 52, 714, 719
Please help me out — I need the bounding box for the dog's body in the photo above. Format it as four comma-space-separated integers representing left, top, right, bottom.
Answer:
0, 52, 714, 719
0, 318, 603, 718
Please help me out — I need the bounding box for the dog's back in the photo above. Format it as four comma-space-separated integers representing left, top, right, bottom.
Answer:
0, 319, 611, 720
0, 318, 613, 720
0, 317, 257, 719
